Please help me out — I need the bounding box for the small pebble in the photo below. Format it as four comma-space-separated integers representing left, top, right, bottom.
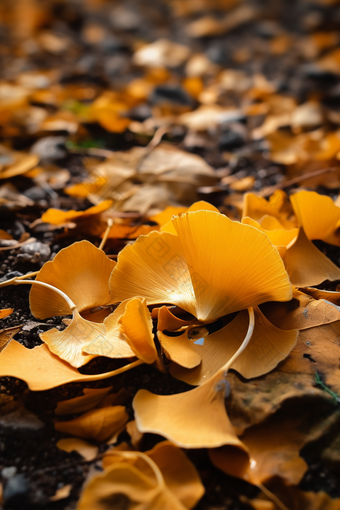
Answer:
1, 466, 17, 479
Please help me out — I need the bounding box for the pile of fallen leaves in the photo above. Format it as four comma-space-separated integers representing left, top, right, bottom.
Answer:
2, 0, 340, 509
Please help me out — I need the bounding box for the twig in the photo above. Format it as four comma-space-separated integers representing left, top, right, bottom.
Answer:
99, 218, 114, 250
136, 124, 169, 172
259, 166, 340, 197
257, 483, 291, 510
0, 237, 37, 252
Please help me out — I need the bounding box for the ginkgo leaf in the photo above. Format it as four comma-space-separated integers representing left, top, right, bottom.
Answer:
243, 192, 296, 229
118, 297, 157, 364
291, 190, 340, 246
85, 442, 204, 510
57, 438, 98, 461
0, 325, 22, 353
0, 341, 137, 391
55, 406, 128, 442
145, 441, 205, 509
170, 307, 297, 385
30, 240, 116, 318
110, 211, 292, 323
109, 230, 197, 317
284, 227, 340, 287
133, 370, 250, 451
40, 309, 104, 368
242, 216, 298, 247
55, 387, 113, 415
83, 300, 136, 360
41, 199, 112, 225
160, 201, 219, 235
0, 308, 13, 319
150, 206, 188, 228
77, 456, 186, 510
158, 329, 202, 369
157, 306, 195, 331
171, 211, 292, 321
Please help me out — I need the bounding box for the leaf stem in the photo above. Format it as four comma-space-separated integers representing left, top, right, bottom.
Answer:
0, 278, 77, 312
99, 218, 114, 250
223, 307, 255, 375
257, 482, 290, 510
79, 359, 145, 381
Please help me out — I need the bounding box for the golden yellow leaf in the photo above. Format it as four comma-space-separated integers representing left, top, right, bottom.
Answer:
57, 438, 98, 461
41, 200, 112, 226
30, 240, 116, 318
0, 341, 135, 391
55, 387, 113, 415
133, 371, 250, 450
170, 307, 297, 385
110, 211, 292, 323
284, 228, 340, 287
118, 297, 156, 364
55, 406, 128, 442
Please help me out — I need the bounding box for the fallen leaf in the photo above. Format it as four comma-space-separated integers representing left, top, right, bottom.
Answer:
40, 200, 112, 226
49, 484, 72, 502
284, 228, 340, 287
0, 341, 136, 391
55, 387, 113, 415
0, 308, 13, 319
57, 438, 98, 461
55, 405, 128, 442
261, 291, 340, 330
0, 325, 22, 352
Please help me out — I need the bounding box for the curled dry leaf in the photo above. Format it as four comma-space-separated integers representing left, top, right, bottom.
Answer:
79, 442, 204, 510
158, 329, 202, 369
118, 297, 157, 364
262, 290, 340, 330
55, 405, 128, 443
0, 325, 22, 353
157, 305, 195, 332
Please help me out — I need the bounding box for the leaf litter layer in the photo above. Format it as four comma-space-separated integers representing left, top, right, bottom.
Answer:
2, 0, 340, 509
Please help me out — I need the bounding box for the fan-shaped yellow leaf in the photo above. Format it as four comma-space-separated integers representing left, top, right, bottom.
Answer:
30, 240, 116, 318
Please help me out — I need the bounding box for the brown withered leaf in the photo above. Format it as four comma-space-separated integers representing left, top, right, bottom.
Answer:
226, 322, 340, 434
261, 290, 340, 330
0, 325, 22, 353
